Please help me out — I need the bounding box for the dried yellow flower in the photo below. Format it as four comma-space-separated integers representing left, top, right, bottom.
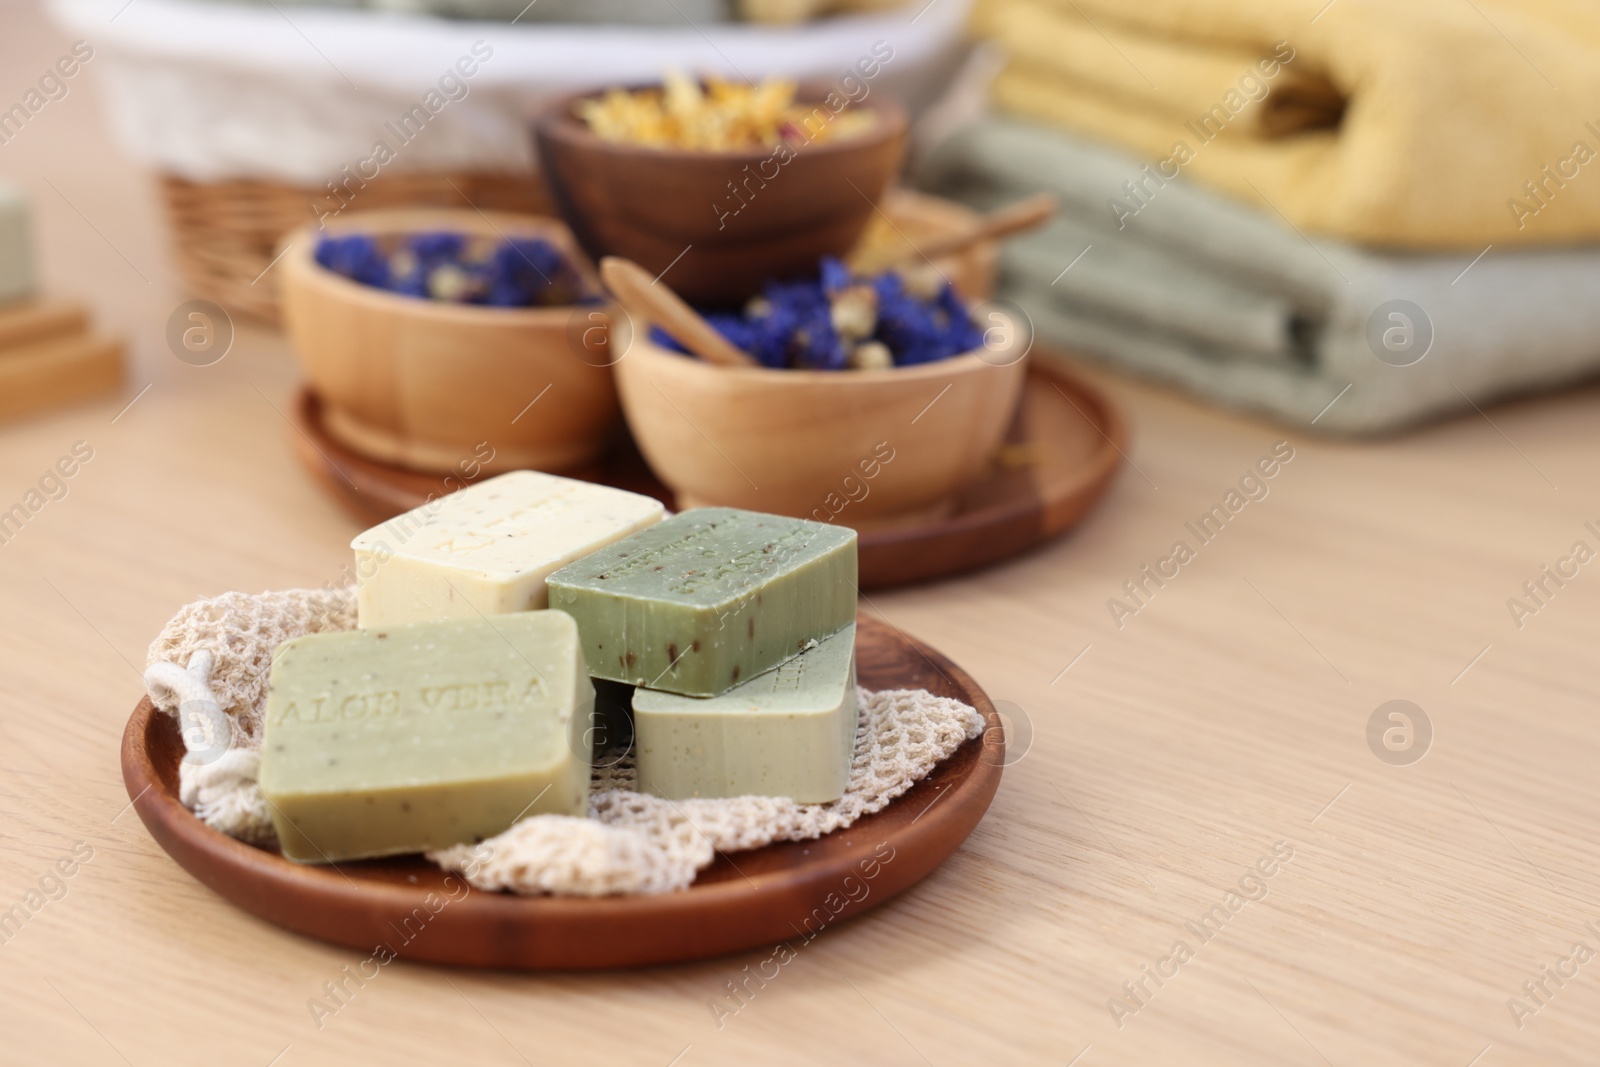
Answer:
576, 71, 875, 151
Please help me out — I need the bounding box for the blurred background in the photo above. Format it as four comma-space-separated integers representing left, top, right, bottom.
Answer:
8, 0, 1600, 438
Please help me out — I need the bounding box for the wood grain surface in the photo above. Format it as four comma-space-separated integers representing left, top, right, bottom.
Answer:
2, 5, 1598, 1066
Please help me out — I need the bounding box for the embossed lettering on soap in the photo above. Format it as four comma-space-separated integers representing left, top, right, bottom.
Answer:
270, 676, 547, 725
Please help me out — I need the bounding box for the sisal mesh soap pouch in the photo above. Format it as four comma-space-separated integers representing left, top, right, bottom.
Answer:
142, 588, 986, 896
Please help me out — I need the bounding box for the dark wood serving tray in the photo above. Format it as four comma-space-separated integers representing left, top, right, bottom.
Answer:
121, 615, 1003, 969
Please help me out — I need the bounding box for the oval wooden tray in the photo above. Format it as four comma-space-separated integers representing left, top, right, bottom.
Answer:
286, 356, 1125, 589
122, 615, 1003, 969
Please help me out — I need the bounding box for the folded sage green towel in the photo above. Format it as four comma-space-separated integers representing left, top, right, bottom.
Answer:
917, 118, 1600, 434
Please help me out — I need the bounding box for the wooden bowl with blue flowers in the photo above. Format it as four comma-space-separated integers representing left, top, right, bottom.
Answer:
279, 208, 620, 475
613, 192, 1026, 526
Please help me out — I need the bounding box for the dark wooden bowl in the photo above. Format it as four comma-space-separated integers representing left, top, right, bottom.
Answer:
535, 86, 908, 304
121, 614, 1004, 969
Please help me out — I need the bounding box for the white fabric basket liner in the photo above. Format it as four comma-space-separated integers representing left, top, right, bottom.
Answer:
49, 0, 970, 182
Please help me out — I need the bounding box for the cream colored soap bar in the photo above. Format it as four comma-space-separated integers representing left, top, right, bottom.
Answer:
352, 470, 664, 629
632, 624, 857, 803
258, 611, 591, 863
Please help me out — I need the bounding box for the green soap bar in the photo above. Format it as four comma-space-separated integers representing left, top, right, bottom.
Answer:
546, 507, 857, 697
258, 611, 591, 864
0, 182, 34, 304
633, 624, 857, 803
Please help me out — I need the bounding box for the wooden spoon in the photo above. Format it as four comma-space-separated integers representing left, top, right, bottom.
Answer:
863, 193, 1059, 272
599, 256, 757, 368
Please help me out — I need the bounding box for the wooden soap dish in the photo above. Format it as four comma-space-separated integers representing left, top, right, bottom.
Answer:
121, 615, 1003, 969
287, 355, 1126, 589
0, 299, 123, 420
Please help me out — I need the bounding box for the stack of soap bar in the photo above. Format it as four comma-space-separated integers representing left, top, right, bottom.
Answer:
259, 611, 592, 863
351, 470, 664, 629
0, 182, 34, 304
547, 507, 857, 697
634, 624, 857, 802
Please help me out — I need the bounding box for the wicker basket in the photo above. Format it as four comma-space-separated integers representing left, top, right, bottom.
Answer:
159, 172, 550, 322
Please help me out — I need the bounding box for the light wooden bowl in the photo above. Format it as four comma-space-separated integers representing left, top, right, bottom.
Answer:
279, 209, 621, 475
160, 172, 547, 322
614, 339, 1029, 525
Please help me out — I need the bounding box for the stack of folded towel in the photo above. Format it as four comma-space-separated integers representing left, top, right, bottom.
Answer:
924, 0, 1600, 432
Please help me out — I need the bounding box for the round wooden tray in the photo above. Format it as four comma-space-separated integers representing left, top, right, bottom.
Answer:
286, 357, 1125, 589
121, 615, 1003, 969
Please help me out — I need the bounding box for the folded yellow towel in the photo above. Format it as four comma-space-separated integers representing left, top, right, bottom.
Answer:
975, 0, 1600, 249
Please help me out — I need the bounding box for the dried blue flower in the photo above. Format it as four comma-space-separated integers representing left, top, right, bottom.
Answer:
315, 234, 390, 289
408, 232, 466, 264
315, 231, 593, 308
818, 255, 853, 295
653, 257, 983, 370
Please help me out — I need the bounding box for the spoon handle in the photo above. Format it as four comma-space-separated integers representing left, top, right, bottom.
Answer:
900, 193, 1058, 265
599, 256, 758, 368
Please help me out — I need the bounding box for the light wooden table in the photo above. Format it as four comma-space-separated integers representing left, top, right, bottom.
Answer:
3, 5, 1598, 1065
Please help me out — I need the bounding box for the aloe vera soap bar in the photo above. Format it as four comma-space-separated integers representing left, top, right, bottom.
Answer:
634, 624, 857, 803
546, 508, 857, 697
258, 611, 591, 863
352, 470, 664, 629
